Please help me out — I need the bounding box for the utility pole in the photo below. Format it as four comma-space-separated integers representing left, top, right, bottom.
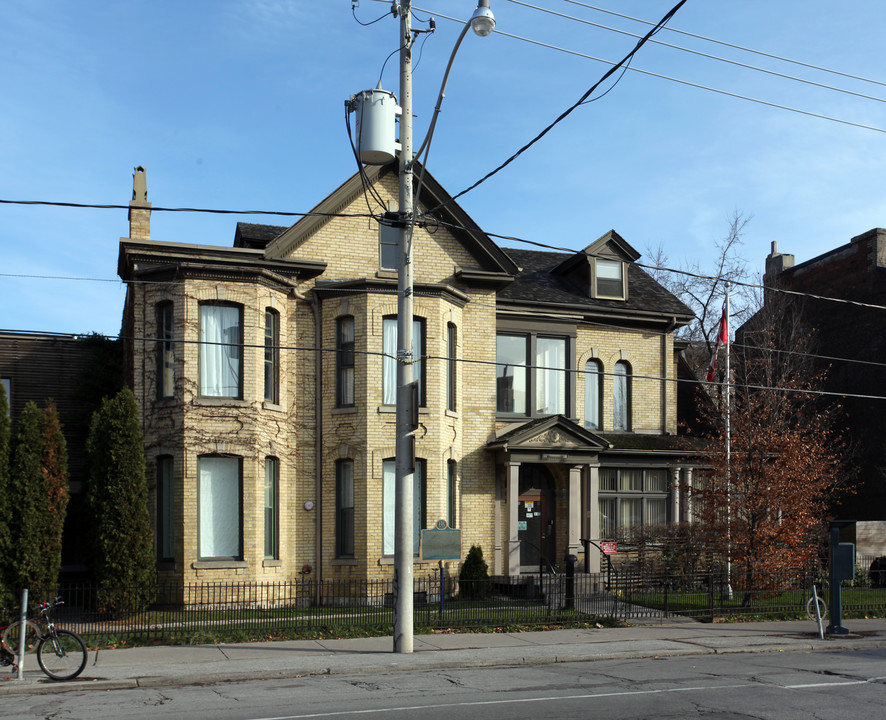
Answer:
394, 0, 416, 655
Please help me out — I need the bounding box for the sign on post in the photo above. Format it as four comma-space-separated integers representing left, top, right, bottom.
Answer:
420, 520, 461, 561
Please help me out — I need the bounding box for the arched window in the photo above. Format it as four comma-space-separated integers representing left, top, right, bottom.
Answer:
447, 323, 457, 412
382, 316, 425, 406
336, 459, 355, 557
199, 303, 242, 398
336, 316, 355, 407
264, 457, 279, 559
382, 458, 426, 556
613, 360, 632, 431
264, 309, 279, 404
156, 302, 175, 398
584, 359, 602, 430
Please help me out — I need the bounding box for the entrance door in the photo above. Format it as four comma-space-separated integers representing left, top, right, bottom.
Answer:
518, 465, 556, 572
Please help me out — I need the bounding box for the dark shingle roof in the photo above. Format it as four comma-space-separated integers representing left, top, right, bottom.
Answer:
234, 222, 288, 249
499, 248, 693, 319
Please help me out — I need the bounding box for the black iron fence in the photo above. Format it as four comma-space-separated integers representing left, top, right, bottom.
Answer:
10, 568, 886, 646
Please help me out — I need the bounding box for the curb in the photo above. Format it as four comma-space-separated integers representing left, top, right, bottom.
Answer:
2, 634, 884, 696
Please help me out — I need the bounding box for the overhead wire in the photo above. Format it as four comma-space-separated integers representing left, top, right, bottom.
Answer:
420, 0, 689, 214
505, 0, 886, 105
559, 0, 886, 89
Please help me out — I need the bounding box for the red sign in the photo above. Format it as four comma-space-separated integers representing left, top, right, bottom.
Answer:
601, 541, 617, 555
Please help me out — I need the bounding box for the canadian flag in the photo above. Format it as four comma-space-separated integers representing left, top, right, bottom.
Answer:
705, 304, 728, 383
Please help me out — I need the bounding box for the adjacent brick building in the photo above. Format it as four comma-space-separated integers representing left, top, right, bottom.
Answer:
763, 230, 886, 552
117, 164, 703, 587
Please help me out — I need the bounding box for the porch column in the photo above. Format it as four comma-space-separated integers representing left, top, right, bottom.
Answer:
683, 467, 694, 524
671, 467, 681, 524
506, 462, 521, 576
586, 465, 600, 573
568, 466, 582, 559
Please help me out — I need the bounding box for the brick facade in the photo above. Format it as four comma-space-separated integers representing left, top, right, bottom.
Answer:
118, 165, 698, 587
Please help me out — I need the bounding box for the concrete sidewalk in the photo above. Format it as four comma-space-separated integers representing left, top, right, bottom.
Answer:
2, 617, 885, 695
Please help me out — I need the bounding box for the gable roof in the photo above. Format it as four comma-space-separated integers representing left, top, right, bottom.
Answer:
263, 163, 519, 279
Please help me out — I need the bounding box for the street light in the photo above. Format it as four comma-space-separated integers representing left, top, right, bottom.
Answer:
393, 0, 494, 655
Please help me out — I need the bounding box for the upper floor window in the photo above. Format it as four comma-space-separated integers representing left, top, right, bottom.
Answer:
446, 322, 457, 412
595, 258, 625, 300
336, 316, 355, 407
496, 332, 572, 417
336, 459, 355, 558
199, 303, 242, 398
156, 455, 174, 562
584, 359, 602, 430
156, 302, 175, 398
264, 457, 279, 559
382, 458, 426, 556
379, 222, 398, 270
198, 455, 242, 560
382, 316, 426, 406
613, 360, 632, 431
264, 309, 279, 404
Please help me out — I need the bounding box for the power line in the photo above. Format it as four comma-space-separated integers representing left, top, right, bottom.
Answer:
422, 10, 886, 136
420, 0, 690, 213
4, 325, 883, 403
558, 0, 886, 90
504, 0, 886, 105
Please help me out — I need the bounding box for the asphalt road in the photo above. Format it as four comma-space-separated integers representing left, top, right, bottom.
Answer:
7, 646, 886, 720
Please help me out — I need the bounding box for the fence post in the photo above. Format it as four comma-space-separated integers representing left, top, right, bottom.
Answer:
708, 570, 715, 620
16, 588, 28, 680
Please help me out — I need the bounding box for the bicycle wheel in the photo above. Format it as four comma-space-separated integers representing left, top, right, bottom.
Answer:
2, 620, 40, 654
806, 595, 827, 620
36, 630, 87, 681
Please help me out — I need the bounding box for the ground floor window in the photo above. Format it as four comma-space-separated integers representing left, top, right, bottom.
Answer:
598, 467, 668, 538
198, 456, 242, 560
156, 455, 174, 562
382, 458, 426, 556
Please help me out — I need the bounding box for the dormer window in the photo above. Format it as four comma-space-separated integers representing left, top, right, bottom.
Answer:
594, 258, 625, 300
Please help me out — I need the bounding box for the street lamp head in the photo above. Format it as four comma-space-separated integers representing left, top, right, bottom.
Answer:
470, 0, 495, 37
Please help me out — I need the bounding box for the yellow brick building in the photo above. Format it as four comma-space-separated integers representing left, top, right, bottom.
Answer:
118, 164, 699, 587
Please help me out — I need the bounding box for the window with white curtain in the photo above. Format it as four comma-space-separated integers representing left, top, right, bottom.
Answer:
598, 467, 670, 538
199, 304, 242, 398
496, 332, 573, 417
613, 360, 631, 431
595, 258, 625, 299
584, 359, 602, 429
382, 458, 426, 556
535, 336, 566, 414
382, 316, 425, 406
198, 456, 242, 560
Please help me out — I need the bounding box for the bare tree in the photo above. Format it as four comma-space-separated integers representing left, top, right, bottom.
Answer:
646, 212, 754, 357
690, 292, 854, 601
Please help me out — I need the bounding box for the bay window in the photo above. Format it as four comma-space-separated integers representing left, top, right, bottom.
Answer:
199, 304, 242, 398
382, 458, 426, 556
598, 467, 669, 538
382, 316, 425, 406
198, 456, 242, 560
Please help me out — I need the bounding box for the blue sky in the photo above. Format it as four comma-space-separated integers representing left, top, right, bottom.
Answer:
3, 0, 886, 336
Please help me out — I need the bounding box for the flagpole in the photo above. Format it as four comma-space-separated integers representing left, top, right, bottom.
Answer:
725, 282, 732, 600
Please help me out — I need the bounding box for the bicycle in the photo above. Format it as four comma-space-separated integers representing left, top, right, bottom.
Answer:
1, 597, 88, 681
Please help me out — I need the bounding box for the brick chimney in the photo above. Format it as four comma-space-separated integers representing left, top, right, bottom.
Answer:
128, 166, 151, 240
764, 240, 794, 285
